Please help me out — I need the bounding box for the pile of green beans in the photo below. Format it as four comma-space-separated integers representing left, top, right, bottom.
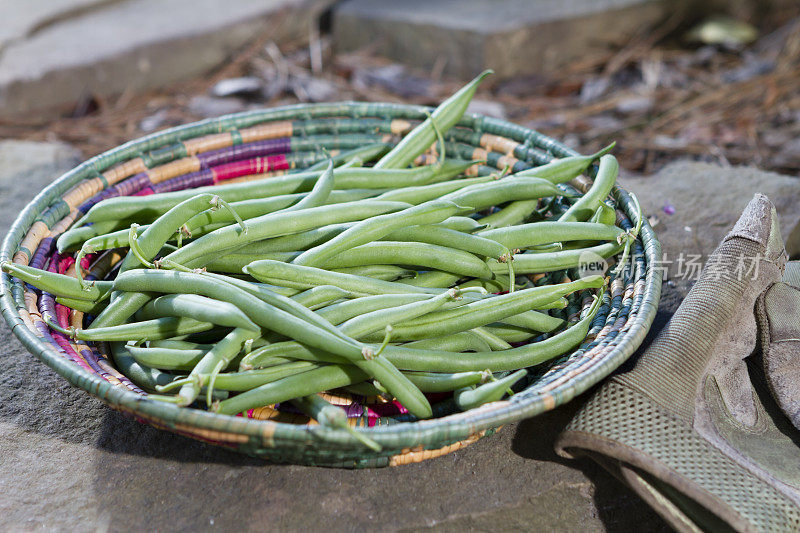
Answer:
4, 71, 639, 445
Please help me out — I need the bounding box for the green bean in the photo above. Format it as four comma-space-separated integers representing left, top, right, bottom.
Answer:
486, 242, 623, 275
454, 369, 528, 410
237, 223, 353, 254
293, 200, 470, 267
559, 154, 619, 222
479, 221, 624, 249
245, 280, 600, 371
591, 202, 617, 225
342, 382, 386, 397
242, 292, 600, 374
376, 226, 515, 289
165, 200, 413, 269
513, 143, 614, 183
436, 216, 486, 233
375, 70, 491, 169
88, 289, 154, 328
384, 225, 506, 258
181, 189, 380, 235
321, 241, 494, 279
482, 324, 539, 343
113, 270, 431, 418
289, 285, 354, 310
198, 362, 317, 391
1, 261, 113, 301
406, 370, 488, 393
91, 201, 411, 328
331, 265, 417, 281
478, 200, 540, 228
499, 310, 564, 332
213, 364, 369, 416
50, 315, 216, 342
290, 394, 381, 451
148, 339, 213, 350
245, 260, 443, 295
455, 274, 516, 293
399, 271, 462, 288
281, 158, 334, 212
164, 327, 257, 406
110, 341, 176, 390
134, 293, 260, 331
374, 175, 496, 204
379, 291, 603, 372
198, 273, 352, 340
55, 296, 107, 315
74, 228, 139, 280
338, 288, 459, 338
205, 252, 300, 273
78, 161, 472, 225
304, 143, 388, 171
238, 215, 483, 256
468, 327, 513, 350
57, 220, 123, 253
127, 345, 208, 370
312, 293, 432, 326
403, 331, 492, 352
361, 278, 589, 342
440, 177, 563, 213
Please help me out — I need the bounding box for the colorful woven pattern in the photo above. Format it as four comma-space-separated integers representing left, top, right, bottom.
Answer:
0, 102, 662, 467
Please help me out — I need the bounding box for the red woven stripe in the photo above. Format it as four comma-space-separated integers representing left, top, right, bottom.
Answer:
133, 187, 154, 196
212, 155, 290, 182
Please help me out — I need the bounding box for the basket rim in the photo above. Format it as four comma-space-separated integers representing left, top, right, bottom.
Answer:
0, 101, 662, 454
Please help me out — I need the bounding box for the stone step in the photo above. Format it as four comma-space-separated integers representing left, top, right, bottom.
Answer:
332, 0, 668, 79
0, 0, 332, 119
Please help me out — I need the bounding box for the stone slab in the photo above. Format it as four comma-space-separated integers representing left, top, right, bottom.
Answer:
0, 0, 330, 119
333, 0, 668, 79
0, 0, 114, 51
620, 161, 800, 280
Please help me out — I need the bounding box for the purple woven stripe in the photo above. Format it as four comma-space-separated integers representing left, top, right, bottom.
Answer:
197, 138, 291, 167
79, 346, 108, 376
34, 322, 69, 357
30, 236, 56, 270
39, 291, 57, 323
151, 169, 214, 194
78, 172, 153, 213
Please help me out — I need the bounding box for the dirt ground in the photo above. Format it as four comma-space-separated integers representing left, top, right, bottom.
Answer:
0, 4, 798, 177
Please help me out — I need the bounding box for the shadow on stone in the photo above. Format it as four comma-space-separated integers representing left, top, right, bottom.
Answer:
511, 405, 670, 532
95, 408, 264, 466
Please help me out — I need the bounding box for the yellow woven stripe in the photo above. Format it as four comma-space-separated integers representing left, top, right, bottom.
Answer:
103, 158, 147, 185
390, 119, 412, 135
389, 430, 487, 466
51, 210, 78, 235
24, 291, 40, 319
63, 177, 105, 210
183, 132, 234, 155
472, 147, 489, 160
15, 221, 49, 265
497, 154, 519, 169
480, 133, 519, 155
147, 156, 201, 184
170, 423, 250, 444
413, 154, 437, 166
18, 307, 36, 331
69, 309, 83, 329
464, 164, 480, 177
238, 121, 293, 144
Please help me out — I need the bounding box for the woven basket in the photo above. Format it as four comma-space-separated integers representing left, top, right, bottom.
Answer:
0, 102, 662, 467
